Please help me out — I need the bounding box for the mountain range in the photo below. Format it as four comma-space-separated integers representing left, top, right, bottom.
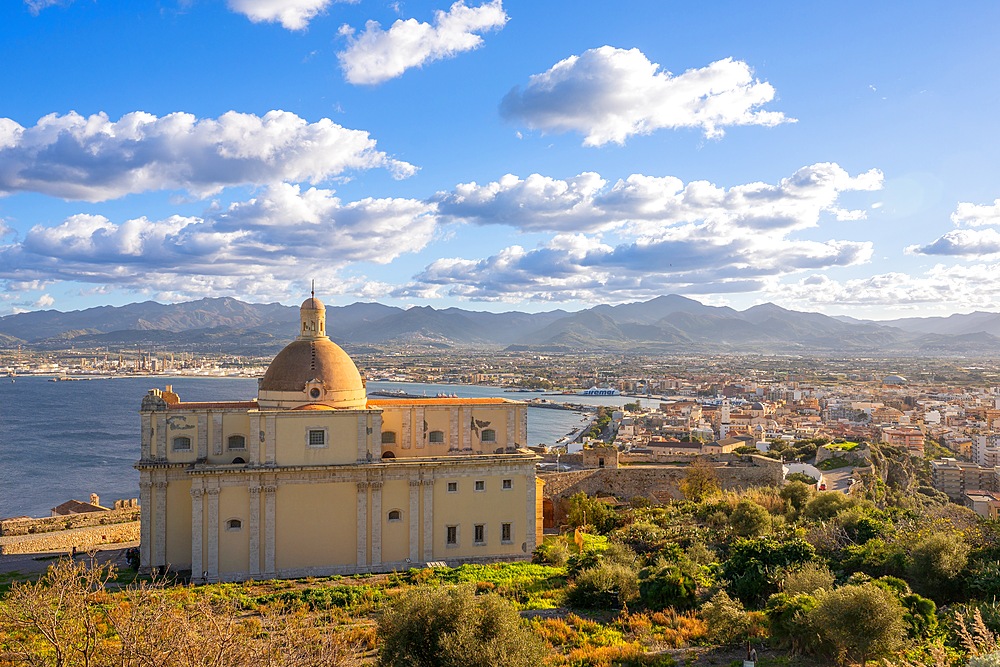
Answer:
3, 295, 1000, 356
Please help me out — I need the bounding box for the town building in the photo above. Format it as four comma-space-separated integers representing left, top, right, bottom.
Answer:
135, 295, 540, 581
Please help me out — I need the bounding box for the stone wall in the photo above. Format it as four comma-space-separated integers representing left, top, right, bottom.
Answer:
540, 455, 783, 525
0, 521, 140, 555
0, 507, 141, 537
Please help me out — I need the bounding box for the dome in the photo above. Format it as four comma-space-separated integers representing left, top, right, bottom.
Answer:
751, 402, 765, 411
257, 295, 367, 409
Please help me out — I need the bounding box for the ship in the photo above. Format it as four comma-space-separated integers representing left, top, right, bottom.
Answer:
578, 386, 621, 396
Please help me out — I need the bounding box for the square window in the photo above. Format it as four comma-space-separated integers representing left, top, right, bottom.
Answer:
474, 524, 485, 545
447, 481, 458, 493
501, 522, 512, 543
307, 429, 326, 447
429, 430, 445, 443
502, 478, 512, 490
172, 436, 191, 451
446, 525, 458, 546
474, 480, 485, 492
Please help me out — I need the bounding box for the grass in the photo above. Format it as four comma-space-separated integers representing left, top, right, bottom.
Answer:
824, 441, 861, 452
817, 456, 853, 470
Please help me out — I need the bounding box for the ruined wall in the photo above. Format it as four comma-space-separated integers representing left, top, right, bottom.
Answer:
0, 508, 141, 537
0, 522, 140, 555
540, 456, 784, 525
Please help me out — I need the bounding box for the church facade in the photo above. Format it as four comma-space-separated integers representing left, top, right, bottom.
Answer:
136, 296, 540, 581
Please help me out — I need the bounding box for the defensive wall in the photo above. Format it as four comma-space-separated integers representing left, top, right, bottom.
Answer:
0, 522, 140, 555
540, 455, 784, 526
0, 507, 141, 537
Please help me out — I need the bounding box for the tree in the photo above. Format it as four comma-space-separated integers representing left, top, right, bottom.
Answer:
802, 491, 856, 522
779, 480, 815, 516
765, 592, 823, 655
564, 492, 622, 534
638, 563, 697, 611
730, 499, 772, 537
907, 531, 970, 600
809, 583, 905, 666
722, 537, 816, 607
679, 458, 720, 502
566, 562, 640, 609
782, 562, 835, 596
378, 586, 545, 667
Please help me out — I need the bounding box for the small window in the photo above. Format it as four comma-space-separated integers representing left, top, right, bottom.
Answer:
447, 481, 458, 493
381, 431, 397, 444
231, 457, 246, 464
501, 522, 512, 543
309, 387, 321, 399
387, 509, 402, 522
429, 430, 445, 444
481, 429, 496, 443
172, 436, 191, 451
227, 435, 246, 450
307, 429, 326, 447
446, 525, 458, 546
502, 478, 512, 490
474, 524, 485, 545
226, 519, 242, 531
474, 480, 485, 492
381, 451, 396, 459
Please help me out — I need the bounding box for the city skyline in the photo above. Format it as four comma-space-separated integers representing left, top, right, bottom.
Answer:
2, 1, 1000, 320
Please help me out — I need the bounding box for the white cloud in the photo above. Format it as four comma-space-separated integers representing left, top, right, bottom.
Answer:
32, 293, 54, 308
0, 184, 437, 300
906, 228, 1000, 257
227, 0, 334, 30
951, 199, 1000, 227
337, 0, 507, 85
0, 110, 415, 201
500, 47, 793, 146
435, 163, 882, 234
24, 0, 72, 15
405, 163, 880, 302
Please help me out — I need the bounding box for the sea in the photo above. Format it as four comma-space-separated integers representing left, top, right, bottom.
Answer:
0, 376, 661, 519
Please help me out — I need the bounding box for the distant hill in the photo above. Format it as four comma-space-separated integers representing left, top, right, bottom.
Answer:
3, 294, 1000, 356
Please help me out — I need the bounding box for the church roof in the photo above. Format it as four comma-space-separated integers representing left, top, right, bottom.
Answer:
259, 337, 364, 394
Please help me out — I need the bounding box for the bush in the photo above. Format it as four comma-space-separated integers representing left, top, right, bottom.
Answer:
378, 585, 546, 667
566, 562, 640, 609
808, 583, 906, 666
729, 500, 772, 538
638, 564, 697, 611
786, 472, 818, 485
782, 562, 834, 596
699, 591, 766, 645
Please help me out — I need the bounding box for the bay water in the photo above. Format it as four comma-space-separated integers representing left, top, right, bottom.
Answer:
0, 377, 641, 519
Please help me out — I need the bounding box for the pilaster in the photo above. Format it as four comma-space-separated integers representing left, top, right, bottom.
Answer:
421, 478, 434, 561
154, 414, 167, 460
264, 415, 276, 464
408, 480, 420, 563
139, 479, 152, 569
249, 486, 261, 577
401, 410, 411, 449
249, 413, 261, 465
506, 407, 516, 450
525, 468, 537, 552
356, 482, 369, 568
264, 484, 277, 576
153, 479, 167, 567
449, 407, 459, 451
357, 413, 368, 463
212, 413, 223, 456
190, 485, 205, 578
370, 481, 383, 566
205, 488, 220, 581
415, 407, 425, 449
461, 407, 472, 450
197, 414, 208, 460
140, 414, 152, 459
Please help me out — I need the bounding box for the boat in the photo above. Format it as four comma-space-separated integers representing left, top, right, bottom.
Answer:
578, 386, 621, 396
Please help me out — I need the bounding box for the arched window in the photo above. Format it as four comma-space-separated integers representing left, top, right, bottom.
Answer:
172, 436, 192, 451
481, 429, 496, 443
227, 435, 246, 450
381, 431, 397, 444
387, 509, 402, 522
231, 457, 246, 464
381, 451, 396, 459
428, 430, 445, 444
226, 519, 242, 531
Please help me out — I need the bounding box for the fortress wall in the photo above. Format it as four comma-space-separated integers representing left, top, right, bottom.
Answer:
0, 521, 140, 555
0, 508, 141, 537
540, 455, 783, 525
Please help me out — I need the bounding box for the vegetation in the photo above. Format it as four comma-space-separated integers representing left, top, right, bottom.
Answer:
7, 442, 1000, 666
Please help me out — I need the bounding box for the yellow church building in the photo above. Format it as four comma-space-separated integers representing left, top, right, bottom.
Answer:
136, 295, 541, 581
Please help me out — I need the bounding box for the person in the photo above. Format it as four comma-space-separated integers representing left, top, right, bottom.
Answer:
749, 647, 757, 663
70, 546, 77, 559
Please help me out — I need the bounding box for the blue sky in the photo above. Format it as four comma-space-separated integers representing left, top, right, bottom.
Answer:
2, 0, 1000, 319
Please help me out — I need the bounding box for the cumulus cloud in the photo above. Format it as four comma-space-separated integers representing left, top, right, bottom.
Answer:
227, 0, 335, 30
0, 110, 415, 201
779, 263, 1000, 311
906, 228, 1000, 256
404, 163, 879, 302
908, 200, 1000, 256
435, 163, 882, 234
338, 0, 507, 85
951, 199, 1000, 227
0, 184, 437, 299
500, 47, 793, 146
